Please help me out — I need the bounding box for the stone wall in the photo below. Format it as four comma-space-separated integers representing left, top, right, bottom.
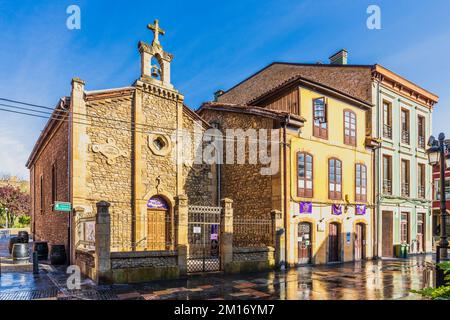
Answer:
85, 93, 134, 251
75, 249, 96, 280
182, 111, 215, 206
110, 250, 179, 283
200, 109, 277, 219
230, 247, 275, 273
30, 120, 70, 251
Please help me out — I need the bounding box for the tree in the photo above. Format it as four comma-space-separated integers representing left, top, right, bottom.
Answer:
0, 185, 31, 228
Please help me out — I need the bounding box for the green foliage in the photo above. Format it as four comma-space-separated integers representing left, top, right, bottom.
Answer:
413, 262, 450, 300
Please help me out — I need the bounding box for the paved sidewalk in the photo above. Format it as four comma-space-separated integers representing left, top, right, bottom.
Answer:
0, 253, 432, 300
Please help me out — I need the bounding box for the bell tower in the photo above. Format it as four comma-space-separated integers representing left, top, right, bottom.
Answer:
138, 19, 174, 89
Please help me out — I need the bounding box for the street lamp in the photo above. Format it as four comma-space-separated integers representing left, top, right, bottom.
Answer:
427, 133, 449, 287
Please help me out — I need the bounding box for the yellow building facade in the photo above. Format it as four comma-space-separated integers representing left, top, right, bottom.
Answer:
253, 78, 376, 265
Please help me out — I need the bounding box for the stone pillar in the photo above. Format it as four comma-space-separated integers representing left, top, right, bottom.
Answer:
221, 198, 233, 272
95, 201, 111, 284
175, 195, 188, 275
271, 209, 285, 269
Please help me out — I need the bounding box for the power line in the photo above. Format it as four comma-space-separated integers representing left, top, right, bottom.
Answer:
0, 104, 278, 143
0, 102, 279, 145
0, 97, 178, 132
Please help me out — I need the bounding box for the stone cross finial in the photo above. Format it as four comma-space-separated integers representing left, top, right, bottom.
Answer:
147, 19, 165, 47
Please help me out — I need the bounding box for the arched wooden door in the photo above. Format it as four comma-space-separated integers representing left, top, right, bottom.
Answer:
355, 223, 366, 261
147, 196, 172, 250
328, 222, 341, 263
298, 222, 312, 264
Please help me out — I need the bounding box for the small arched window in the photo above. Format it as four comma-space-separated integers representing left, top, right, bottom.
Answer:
344, 110, 357, 146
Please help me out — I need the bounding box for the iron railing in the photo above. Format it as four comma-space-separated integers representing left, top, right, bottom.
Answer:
402, 130, 410, 144
383, 124, 392, 139
233, 216, 274, 247
418, 186, 426, 199
418, 136, 426, 149
401, 183, 410, 197
111, 211, 176, 252
383, 179, 392, 194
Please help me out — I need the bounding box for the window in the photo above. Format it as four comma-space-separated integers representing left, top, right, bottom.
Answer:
434, 179, 450, 200
418, 163, 426, 198
401, 109, 410, 144
355, 164, 367, 202
383, 155, 392, 194
328, 158, 342, 200
40, 175, 44, 214
51, 163, 57, 206
401, 159, 410, 197
400, 212, 409, 244
383, 101, 392, 139
344, 110, 357, 146
313, 97, 328, 139
418, 115, 426, 149
297, 152, 313, 197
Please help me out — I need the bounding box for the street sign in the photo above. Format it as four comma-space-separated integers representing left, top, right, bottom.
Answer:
54, 202, 72, 212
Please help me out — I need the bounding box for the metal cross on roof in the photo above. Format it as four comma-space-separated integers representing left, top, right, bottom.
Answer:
147, 19, 165, 47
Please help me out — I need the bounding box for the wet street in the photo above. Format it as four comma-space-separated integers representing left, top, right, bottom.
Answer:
0, 235, 432, 300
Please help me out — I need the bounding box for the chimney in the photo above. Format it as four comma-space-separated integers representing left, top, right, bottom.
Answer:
214, 90, 225, 101
329, 49, 348, 65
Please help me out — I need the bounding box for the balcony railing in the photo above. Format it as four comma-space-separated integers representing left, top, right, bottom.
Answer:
418, 186, 425, 199
401, 130, 410, 144
418, 136, 425, 149
383, 125, 392, 139
401, 183, 410, 197
383, 179, 392, 194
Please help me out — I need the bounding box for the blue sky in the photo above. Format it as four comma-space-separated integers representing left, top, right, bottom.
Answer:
0, 0, 449, 179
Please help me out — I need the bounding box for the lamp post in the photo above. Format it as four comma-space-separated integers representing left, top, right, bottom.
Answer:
427, 133, 450, 286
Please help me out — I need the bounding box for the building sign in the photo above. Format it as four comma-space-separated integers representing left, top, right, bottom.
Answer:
356, 204, 366, 215
299, 202, 312, 214
54, 202, 72, 212
147, 196, 169, 210
193, 226, 201, 234
332, 204, 342, 215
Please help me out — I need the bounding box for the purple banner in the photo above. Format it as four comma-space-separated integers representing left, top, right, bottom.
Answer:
147, 196, 169, 210
299, 202, 312, 214
211, 224, 219, 240
332, 204, 342, 215
356, 204, 366, 215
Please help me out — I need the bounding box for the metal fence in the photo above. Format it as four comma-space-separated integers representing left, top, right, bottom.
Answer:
233, 216, 274, 247
111, 211, 177, 252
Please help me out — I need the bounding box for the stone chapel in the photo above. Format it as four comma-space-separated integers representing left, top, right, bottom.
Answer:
26, 20, 217, 264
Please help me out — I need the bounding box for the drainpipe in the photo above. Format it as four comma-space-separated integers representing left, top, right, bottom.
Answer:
283, 118, 289, 269
375, 80, 381, 259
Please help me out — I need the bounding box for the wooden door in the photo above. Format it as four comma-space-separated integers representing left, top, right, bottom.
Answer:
382, 211, 393, 257
328, 223, 340, 262
417, 213, 425, 253
147, 209, 169, 250
298, 222, 312, 264
355, 223, 366, 261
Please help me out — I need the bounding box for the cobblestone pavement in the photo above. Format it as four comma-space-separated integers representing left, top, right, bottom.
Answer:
0, 240, 432, 300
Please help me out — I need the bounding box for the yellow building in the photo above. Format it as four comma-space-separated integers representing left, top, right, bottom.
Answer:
251, 76, 377, 265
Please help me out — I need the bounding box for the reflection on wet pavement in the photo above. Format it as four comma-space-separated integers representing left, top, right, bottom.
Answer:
0, 252, 432, 300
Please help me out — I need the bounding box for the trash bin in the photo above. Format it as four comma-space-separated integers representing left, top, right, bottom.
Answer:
394, 244, 402, 258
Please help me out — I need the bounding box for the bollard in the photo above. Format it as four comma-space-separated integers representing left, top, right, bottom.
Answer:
32, 251, 39, 274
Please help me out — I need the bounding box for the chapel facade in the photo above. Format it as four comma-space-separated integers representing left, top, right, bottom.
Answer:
26, 20, 216, 263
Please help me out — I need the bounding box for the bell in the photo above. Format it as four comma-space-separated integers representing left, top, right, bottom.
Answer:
151, 66, 160, 78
